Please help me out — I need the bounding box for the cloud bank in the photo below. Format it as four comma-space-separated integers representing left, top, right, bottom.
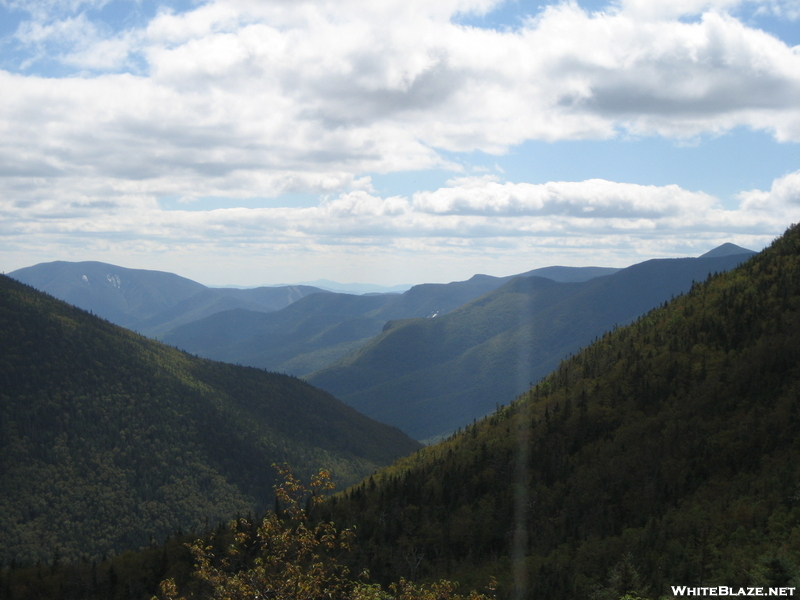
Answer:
3, 171, 799, 283
2, 0, 800, 192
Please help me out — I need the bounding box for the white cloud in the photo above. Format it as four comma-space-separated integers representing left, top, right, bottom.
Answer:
4, 171, 796, 284
2, 0, 799, 188
3, 172, 797, 265
412, 177, 720, 219
1, 0, 800, 282
738, 169, 800, 210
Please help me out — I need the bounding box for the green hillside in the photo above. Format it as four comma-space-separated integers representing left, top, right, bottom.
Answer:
320, 226, 800, 598
308, 252, 753, 441
0, 275, 420, 565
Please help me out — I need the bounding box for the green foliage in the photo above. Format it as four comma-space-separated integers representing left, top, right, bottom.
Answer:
154, 467, 496, 600
319, 226, 800, 598
0, 276, 420, 565
0, 532, 198, 600
158, 465, 352, 600
590, 554, 650, 600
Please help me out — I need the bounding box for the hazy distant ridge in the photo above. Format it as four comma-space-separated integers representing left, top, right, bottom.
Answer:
9, 260, 323, 337
161, 265, 625, 375
308, 248, 756, 440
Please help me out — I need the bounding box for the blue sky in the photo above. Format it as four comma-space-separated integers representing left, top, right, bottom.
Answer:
1, 0, 799, 286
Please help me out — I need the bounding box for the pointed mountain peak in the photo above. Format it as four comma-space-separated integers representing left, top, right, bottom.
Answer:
699, 242, 755, 259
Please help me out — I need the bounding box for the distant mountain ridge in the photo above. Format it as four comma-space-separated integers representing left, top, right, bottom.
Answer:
163, 293, 395, 375
161, 265, 626, 375
9, 261, 323, 337
307, 248, 757, 441
699, 242, 753, 258
9, 260, 628, 380
0, 274, 420, 564
278, 266, 622, 295
282, 279, 414, 295
10, 247, 753, 397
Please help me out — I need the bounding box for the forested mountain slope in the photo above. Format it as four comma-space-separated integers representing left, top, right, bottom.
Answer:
308, 251, 755, 441
322, 226, 800, 599
0, 275, 420, 565
8, 261, 322, 337
162, 292, 398, 375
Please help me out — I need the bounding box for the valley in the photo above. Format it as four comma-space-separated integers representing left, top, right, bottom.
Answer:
10, 246, 753, 442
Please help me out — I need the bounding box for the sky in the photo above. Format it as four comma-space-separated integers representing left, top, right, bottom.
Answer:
1, 0, 799, 286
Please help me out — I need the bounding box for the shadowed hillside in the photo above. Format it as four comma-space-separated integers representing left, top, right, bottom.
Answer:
0, 275, 420, 565
162, 292, 397, 375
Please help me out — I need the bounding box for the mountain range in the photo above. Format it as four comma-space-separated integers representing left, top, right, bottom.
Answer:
8, 260, 620, 381
4, 230, 795, 600
3, 231, 798, 600
8, 261, 323, 338
307, 247, 756, 440
160, 265, 619, 376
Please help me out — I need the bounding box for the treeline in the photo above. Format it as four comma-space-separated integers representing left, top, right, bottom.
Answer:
0, 533, 197, 600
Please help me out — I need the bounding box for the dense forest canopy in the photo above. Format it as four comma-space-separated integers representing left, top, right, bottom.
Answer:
320, 224, 800, 599
0, 275, 419, 565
